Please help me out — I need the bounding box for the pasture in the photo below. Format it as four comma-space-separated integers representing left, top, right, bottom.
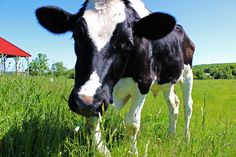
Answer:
0, 76, 235, 157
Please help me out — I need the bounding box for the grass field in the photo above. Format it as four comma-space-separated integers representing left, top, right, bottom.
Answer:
0, 76, 236, 157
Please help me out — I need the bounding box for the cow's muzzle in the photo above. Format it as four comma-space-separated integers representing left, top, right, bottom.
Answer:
68, 90, 106, 117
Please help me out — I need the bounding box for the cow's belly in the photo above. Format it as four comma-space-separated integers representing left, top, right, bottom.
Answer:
151, 64, 192, 96
111, 77, 137, 110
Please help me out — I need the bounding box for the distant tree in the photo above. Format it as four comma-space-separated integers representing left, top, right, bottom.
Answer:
204, 68, 210, 73
230, 65, 235, 69
232, 69, 236, 76
193, 63, 236, 80
193, 70, 207, 80
210, 67, 231, 79
51, 62, 67, 77
65, 69, 75, 79
29, 53, 49, 76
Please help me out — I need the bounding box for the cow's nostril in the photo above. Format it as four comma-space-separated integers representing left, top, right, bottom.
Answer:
79, 95, 94, 105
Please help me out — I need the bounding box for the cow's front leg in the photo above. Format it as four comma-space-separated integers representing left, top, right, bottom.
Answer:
86, 117, 111, 157
163, 84, 180, 136
125, 85, 147, 156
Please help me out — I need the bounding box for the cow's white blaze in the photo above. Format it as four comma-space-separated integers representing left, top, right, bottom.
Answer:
78, 71, 101, 96
83, 0, 126, 51
129, 0, 150, 18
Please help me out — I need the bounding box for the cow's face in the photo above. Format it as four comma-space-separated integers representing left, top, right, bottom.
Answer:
36, 1, 176, 117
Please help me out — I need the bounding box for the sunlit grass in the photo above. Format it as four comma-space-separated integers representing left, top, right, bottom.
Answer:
0, 76, 235, 156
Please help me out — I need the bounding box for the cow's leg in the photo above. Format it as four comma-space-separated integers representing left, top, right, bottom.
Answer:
112, 78, 132, 110
162, 84, 180, 135
179, 65, 193, 142
124, 83, 147, 156
150, 80, 160, 98
86, 117, 111, 157
112, 78, 147, 155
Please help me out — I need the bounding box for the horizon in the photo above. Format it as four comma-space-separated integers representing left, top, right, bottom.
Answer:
0, 0, 236, 70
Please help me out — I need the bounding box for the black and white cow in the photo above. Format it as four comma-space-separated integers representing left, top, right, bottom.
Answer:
36, 0, 195, 156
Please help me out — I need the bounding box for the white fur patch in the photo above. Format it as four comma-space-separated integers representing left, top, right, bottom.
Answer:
180, 64, 193, 141
129, 0, 151, 18
83, 0, 126, 51
112, 77, 147, 128
112, 78, 134, 110
78, 71, 101, 96
183, 64, 193, 81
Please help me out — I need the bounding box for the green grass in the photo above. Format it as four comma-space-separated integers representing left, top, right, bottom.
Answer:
0, 76, 236, 157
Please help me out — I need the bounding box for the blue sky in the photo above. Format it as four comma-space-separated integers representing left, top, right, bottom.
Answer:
0, 0, 236, 69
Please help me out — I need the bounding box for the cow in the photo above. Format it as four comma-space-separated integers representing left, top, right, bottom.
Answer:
36, 0, 195, 156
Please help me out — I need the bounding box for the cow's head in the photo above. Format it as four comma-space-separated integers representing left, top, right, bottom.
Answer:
36, 1, 176, 117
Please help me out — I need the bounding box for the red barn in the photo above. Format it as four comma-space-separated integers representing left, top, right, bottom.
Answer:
0, 37, 31, 73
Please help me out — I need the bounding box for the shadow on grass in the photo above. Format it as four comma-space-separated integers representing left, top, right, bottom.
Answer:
0, 109, 130, 157
0, 116, 89, 157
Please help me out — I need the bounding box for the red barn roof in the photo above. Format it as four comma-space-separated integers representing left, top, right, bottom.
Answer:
0, 37, 31, 57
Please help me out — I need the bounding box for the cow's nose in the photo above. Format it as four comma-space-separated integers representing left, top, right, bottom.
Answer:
79, 94, 94, 105
68, 91, 97, 117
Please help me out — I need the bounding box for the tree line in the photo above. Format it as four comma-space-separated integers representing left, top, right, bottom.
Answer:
29, 53, 74, 78
193, 63, 236, 80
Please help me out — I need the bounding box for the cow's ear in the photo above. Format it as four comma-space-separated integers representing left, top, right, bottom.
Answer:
36, 6, 75, 34
134, 12, 176, 40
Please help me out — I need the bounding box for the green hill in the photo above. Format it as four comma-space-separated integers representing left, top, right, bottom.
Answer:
193, 63, 236, 79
